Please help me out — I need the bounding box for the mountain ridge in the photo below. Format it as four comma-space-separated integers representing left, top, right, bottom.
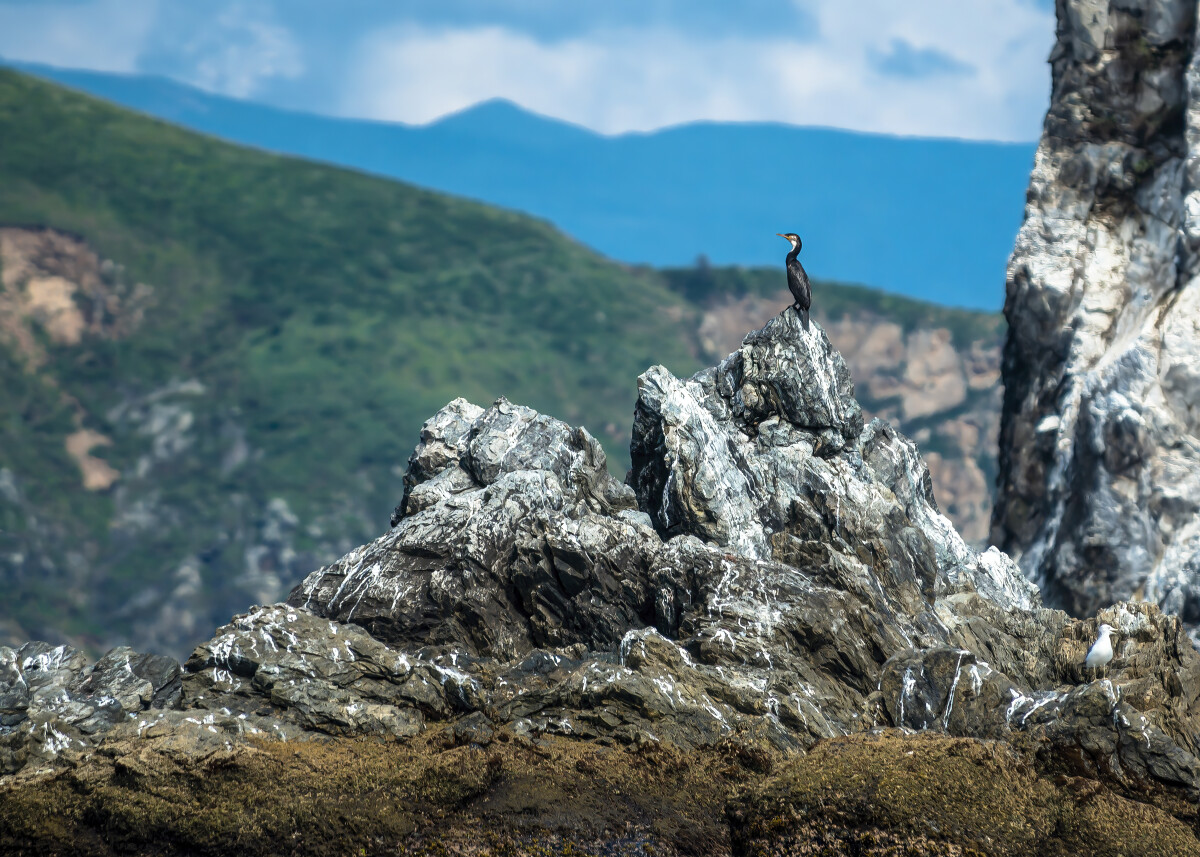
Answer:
7, 60, 1034, 309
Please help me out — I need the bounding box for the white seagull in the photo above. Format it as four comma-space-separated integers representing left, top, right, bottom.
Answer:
1085, 623, 1115, 676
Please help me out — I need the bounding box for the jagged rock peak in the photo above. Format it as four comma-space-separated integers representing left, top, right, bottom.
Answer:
630, 312, 1034, 611
391, 396, 638, 528
995, 0, 1200, 633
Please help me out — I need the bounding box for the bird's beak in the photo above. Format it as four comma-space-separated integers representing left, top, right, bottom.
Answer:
776, 233, 785, 238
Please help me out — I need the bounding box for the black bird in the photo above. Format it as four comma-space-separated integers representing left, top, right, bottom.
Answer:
776, 232, 811, 331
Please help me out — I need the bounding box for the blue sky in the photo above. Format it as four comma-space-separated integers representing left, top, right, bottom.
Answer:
0, 0, 1056, 140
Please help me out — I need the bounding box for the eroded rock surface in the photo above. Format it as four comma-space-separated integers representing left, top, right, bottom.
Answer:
701, 290, 1003, 546
4, 311, 1200, 837
995, 0, 1200, 634
0, 643, 182, 774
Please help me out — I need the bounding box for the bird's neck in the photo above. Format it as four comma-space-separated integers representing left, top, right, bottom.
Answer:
786, 244, 801, 263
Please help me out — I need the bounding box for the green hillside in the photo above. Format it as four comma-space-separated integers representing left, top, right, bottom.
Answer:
0, 68, 707, 653
0, 69, 1004, 657
0, 68, 704, 465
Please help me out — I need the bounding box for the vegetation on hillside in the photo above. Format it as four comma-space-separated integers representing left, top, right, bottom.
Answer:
0, 68, 1004, 654
0, 67, 702, 474
0, 67, 704, 649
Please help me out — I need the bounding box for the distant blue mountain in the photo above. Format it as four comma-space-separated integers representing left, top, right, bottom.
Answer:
8, 61, 1036, 309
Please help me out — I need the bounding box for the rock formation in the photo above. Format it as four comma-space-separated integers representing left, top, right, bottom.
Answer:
995, 0, 1200, 633
0, 229, 1004, 664
700, 288, 1003, 546
5, 311, 1200, 852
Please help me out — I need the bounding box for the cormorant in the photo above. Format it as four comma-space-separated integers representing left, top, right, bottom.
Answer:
776, 233, 810, 330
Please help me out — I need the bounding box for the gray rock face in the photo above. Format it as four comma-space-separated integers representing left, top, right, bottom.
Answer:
699, 293, 1005, 548
629, 312, 863, 557
0, 642, 180, 774
5, 311, 1200, 814
995, 0, 1200, 633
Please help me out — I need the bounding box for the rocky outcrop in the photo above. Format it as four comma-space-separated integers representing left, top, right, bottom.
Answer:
5, 310, 1199, 849
278, 314, 1054, 760
701, 290, 1002, 545
0, 230, 1007, 666
995, 1, 1200, 632
0, 643, 182, 775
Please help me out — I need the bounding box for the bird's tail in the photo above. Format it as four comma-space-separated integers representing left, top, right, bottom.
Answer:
801, 307, 810, 331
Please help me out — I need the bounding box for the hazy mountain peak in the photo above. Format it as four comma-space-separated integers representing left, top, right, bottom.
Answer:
426, 96, 599, 145
3, 60, 1031, 308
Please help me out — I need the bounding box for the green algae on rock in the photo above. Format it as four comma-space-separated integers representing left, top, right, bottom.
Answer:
730, 733, 1200, 857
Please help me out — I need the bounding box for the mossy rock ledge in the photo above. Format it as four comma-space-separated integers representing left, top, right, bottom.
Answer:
4, 313, 1200, 855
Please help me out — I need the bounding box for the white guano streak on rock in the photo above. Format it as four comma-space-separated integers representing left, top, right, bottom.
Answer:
898, 666, 916, 726
942, 651, 968, 731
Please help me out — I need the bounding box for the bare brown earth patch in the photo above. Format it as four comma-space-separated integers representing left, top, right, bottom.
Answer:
0, 226, 152, 369
0, 227, 151, 490
64, 429, 120, 491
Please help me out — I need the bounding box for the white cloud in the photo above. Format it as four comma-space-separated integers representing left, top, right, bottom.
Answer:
0, 0, 302, 101
172, 3, 303, 98
0, 0, 158, 73
342, 0, 1054, 140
